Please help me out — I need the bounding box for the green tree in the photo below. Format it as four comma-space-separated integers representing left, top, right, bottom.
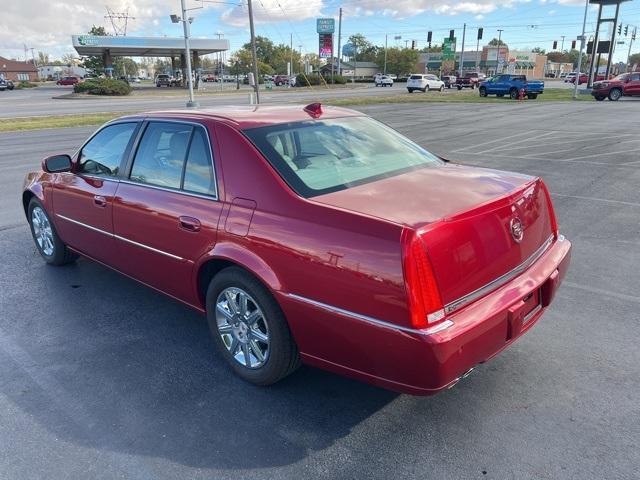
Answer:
376, 48, 418, 76
114, 57, 138, 77
236, 36, 302, 74
488, 38, 508, 47
347, 33, 378, 62
531, 47, 546, 54
37, 51, 50, 65
80, 25, 110, 74
421, 45, 443, 53
628, 53, 640, 66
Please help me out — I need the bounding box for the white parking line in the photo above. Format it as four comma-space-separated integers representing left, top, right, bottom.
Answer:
518, 137, 640, 158
478, 152, 629, 168
475, 131, 556, 155
563, 281, 640, 305
552, 193, 640, 207
451, 131, 540, 153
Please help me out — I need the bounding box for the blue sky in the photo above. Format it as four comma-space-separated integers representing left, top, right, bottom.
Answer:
2, 0, 639, 63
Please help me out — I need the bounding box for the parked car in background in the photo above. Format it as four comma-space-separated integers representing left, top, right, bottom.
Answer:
374, 75, 394, 87
156, 74, 179, 87
569, 73, 611, 85
21, 103, 571, 395
456, 72, 486, 90
0, 78, 7, 91
202, 73, 216, 82
56, 76, 80, 86
274, 75, 290, 86
441, 75, 456, 88
407, 74, 445, 93
559, 72, 569, 79
479, 74, 545, 99
591, 72, 640, 101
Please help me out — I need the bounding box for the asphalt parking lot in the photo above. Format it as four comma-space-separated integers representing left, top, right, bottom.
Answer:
1, 100, 639, 479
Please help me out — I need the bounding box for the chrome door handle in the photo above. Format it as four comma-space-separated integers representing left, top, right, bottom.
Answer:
93, 195, 107, 207
179, 216, 201, 232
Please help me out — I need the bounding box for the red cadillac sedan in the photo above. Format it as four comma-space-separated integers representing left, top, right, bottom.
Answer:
22, 104, 571, 395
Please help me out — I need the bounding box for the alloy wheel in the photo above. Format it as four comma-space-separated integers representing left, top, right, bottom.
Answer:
31, 206, 54, 256
216, 287, 269, 369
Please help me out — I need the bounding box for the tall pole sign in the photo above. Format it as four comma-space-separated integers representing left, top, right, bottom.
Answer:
317, 18, 335, 64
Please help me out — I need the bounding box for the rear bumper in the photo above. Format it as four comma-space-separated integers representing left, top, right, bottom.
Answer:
280, 235, 571, 395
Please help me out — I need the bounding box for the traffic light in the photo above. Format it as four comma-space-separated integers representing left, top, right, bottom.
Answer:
449, 30, 455, 41
477, 28, 483, 40
427, 31, 432, 48
411, 40, 416, 50
617, 24, 622, 35
553, 40, 557, 50
571, 40, 576, 49
624, 25, 629, 36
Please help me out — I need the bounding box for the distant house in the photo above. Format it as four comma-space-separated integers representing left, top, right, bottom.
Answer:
321, 61, 380, 79
0, 56, 38, 82
38, 64, 87, 81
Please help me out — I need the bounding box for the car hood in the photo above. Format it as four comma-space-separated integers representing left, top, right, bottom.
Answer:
312, 163, 534, 228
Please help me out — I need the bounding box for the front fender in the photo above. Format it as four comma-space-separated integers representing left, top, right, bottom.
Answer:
22, 171, 49, 218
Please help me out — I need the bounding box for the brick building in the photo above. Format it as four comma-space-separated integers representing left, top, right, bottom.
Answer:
0, 56, 38, 82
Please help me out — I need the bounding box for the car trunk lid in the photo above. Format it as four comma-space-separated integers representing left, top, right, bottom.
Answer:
314, 163, 555, 307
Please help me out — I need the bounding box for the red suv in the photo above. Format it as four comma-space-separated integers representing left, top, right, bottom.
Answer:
274, 75, 290, 86
591, 72, 640, 101
56, 76, 80, 86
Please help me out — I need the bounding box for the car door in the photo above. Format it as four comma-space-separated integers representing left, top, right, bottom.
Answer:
628, 73, 640, 95
52, 122, 140, 263
112, 120, 224, 306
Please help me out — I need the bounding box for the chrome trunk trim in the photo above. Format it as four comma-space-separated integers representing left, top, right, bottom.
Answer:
444, 234, 555, 315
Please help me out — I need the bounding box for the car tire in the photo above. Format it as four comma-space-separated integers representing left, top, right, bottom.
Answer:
471, 83, 476, 90
594, 95, 605, 101
424, 85, 429, 92
527, 93, 538, 100
28, 198, 78, 266
608, 88, 622, 101
510, 88, 519, 100
206, 267, 301, 386
479, 87, 487, 97
457, 86, 462, 90
439, 85, 444, 92
407, 88, 413, 93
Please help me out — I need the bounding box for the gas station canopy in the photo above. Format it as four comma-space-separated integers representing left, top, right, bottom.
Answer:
72, 35, 229, 57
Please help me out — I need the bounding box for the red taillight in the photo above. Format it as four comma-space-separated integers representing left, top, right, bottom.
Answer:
540, 180, 559, 236
401, 228, 445, 329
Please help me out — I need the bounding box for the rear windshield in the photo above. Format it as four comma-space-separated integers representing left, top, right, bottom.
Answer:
243, 116, 442, 198
409, 75, 423, 80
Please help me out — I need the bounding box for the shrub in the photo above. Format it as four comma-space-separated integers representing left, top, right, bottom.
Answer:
16, 81, 38, 89
324, 75, 347, 85
74, 78, 132, 96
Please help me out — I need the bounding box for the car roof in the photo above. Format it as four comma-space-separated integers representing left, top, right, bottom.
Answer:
119, 104, 363, 130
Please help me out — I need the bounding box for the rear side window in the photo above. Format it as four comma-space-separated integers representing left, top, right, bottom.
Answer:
130, 122, 192, 189
79, 122, 138, 177
129, 121, 216, 196
183, 128, 216, 196
410, 75, 423, 80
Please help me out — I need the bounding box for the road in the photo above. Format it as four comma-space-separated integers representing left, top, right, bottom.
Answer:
0, 80, 583, 118
1, 100, 639, 479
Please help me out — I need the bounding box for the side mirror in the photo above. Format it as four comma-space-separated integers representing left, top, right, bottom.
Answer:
43, 154, 72, 173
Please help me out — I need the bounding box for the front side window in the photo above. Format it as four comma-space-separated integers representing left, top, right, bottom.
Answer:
631, 73, 640, 82
130, 122, 193, 189
244, 116, 442, 198
79, 122, 138, 177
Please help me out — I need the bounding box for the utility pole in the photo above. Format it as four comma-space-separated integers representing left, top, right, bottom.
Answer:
290, 32, 294, 85
561, 35, 566, 52
476, 29, 481, 72
459, 23, 466, 78
384, 34, 388, 74
588, 4, 603, 88
247, 0, 260, 104
336, 8, 343, 77
496, 29, 504, 74
574, 0, 589, 99
627, 27, 636, 72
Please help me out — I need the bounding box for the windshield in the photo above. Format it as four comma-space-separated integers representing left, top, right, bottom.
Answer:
244, 116, 442, 198
613, 74, 628, 81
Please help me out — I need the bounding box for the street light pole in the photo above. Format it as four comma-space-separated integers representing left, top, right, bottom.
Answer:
573, 0, 589, 99
384, 34, 388, 74
179, 0, 198, 108
247, 0, 260, 104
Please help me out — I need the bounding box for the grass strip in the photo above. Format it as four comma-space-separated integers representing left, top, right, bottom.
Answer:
327, 88, 593, 106
0, 112, 132, 132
